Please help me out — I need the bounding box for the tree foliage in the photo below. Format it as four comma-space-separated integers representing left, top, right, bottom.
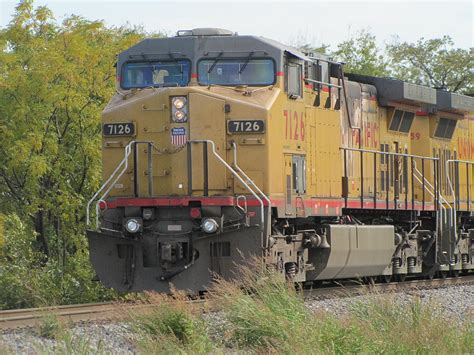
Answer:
296, 30, 471, 95
0, 0, 144, 257
387, 35, 473, 94
0, 0, 146, 308
332, 29, 389, 77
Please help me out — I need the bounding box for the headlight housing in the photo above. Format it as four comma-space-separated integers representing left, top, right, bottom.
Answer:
201, 218, 219, 234
174, 110, 186, 121
171, 96, 188, 122
125, 218, 142, 234
172, 97, 186, 109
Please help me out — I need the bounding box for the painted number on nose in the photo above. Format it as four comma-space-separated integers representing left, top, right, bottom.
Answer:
103, 123, 135, 136
227, 120, 265, 133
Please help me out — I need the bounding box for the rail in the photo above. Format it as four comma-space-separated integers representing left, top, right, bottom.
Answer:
2, 276, 473, 330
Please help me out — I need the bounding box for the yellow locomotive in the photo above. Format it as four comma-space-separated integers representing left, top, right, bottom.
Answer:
86, 28, 474, 292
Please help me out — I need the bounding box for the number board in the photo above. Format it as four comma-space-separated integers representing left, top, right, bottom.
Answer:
227, 120, 265, 134
103, 123, 135, 137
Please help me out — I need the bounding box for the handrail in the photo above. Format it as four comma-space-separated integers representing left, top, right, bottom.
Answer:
446, 159, 474, 238
231, 142, 271, 207
413, 161, 450, 205
341, 146, 440, 161
303, 78, 342, 89
412, 165, 448, 226
190, 140, 266, 253
190, 140, 265, 229
87, 140, 161, 229
339, 146, 451, 238
236, 195, 248, 215
231, 142, 271, 250
86, 141, 134, 227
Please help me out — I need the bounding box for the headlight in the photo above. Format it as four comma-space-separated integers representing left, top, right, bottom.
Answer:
174, 110, 186, 121
125, 218, 141, 233
172, 97, 186, 109
171, 96, 188, 122
201, 218, 219, 234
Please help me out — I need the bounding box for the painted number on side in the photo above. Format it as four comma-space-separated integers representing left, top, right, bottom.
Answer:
284, 110, 305, 141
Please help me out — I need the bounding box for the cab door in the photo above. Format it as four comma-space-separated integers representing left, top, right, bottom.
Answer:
292, 155, 307, 217
284, 155, 294, 216
285, 154, 306, 216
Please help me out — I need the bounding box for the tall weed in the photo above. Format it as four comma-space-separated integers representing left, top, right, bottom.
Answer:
131, 291, 214, 354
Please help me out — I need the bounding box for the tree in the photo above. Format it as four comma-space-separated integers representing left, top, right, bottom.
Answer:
0, 0, 144, 261
387, 36, 473, 94
332, 29, 389, 77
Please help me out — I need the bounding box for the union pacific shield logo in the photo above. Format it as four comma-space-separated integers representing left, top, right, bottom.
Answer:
171, 127, 187, 146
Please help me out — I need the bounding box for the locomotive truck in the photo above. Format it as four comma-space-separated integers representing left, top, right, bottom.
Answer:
86, 28, 474, 292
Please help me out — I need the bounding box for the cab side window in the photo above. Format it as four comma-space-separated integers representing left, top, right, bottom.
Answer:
286, 61, 302, 98
292, 155, 306, 194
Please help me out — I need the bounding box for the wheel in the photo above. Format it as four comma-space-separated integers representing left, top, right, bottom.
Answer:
439, 271, 448, 279
426, 272, 435, 280
451, 270, 460, 278
380, 275, 392, 283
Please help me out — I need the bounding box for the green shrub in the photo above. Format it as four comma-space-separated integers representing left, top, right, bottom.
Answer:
37, 314, 63, 339
131, 292, 214, 354
0, 214, 116, 310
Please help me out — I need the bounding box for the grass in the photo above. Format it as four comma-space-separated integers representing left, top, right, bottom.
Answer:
130, 292, 214, 354
129, 261, 473, 354
37, 313, 64, 339
21, 260, 471, 354
32, 315, 105, 355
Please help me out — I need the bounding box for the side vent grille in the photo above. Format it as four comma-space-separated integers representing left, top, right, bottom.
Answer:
434, 117, 457, 139
388, 109, 415, 133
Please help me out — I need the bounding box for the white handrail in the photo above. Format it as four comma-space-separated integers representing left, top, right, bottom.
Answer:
86, 141, 135, 227
231, 142, 271, 207
412, 161, 450, 205
412, 161, 448, 227
231, 142, 271, 250
446, 159, 474, 240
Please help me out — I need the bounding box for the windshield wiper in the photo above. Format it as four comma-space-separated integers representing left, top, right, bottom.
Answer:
208, 51, 224, 74
239, 51, 255, 74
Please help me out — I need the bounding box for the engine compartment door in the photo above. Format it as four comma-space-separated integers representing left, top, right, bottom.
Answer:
189, 93, 227, 194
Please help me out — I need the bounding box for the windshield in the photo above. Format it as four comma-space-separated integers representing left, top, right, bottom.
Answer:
198, 58, 275, 86
121, 60, 191, 89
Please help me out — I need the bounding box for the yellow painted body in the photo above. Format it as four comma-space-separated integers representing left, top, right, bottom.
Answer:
101, 74, 474, 216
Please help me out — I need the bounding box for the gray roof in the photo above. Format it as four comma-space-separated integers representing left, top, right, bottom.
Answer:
117, 29, 330, 74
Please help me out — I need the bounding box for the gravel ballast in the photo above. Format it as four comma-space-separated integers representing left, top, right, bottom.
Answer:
1, 284, 472, 353
305, 284, 474, 324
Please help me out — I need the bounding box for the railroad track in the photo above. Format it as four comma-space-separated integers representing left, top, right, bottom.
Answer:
303, 274, 474, 299
1, 275, 473, 330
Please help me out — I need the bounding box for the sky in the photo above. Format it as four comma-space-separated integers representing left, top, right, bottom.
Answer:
0, 0, 473, 50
